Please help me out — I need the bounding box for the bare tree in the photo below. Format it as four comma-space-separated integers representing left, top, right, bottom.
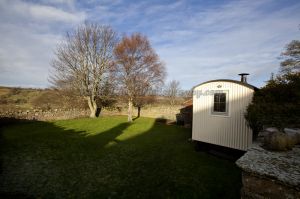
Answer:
179, 89, 193, 100
164, 80, 181, 105
114, 33, 165, 122
280, 40, 300, 74
50, 22, 117, 117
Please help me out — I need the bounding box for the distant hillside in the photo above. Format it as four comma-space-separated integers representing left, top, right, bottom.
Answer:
0, 86, 44, 110
0, 86, 189, 112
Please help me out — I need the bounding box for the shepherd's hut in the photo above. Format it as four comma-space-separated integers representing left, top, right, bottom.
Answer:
192, 74, 257, 151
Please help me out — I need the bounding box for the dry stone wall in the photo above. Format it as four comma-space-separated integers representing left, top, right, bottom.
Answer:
101, 105, 182, 121
0, 109, 90, 121
0, 105, 182, 121
236, 143, 300, 199
240, 172, 300, 199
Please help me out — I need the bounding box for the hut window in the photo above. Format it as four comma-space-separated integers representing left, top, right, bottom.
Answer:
212, 92, 228, 115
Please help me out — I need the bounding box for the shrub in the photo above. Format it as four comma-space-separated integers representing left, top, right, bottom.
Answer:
245, 73, 300, 133
14, 98, 27, 104
9, 87, 21, 95
0, 98, 8, 104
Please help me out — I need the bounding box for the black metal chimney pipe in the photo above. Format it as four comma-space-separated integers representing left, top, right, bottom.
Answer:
238, 73, 249, 83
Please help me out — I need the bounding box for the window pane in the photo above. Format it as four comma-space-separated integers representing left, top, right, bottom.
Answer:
214, 94, 219, 102
213, 103, 219, 112
213, 92, 227, 113
219, 102, 226, 112
220, 93, 226, 103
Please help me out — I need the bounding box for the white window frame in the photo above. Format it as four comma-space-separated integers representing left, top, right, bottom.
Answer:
211, 90, 229, 116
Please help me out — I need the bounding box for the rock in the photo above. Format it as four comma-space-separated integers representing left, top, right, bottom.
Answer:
284, 128, 300, 134
264, 131, 294, 151
265, 127, 279, 133
257, 131, 269, 142
284, 128, 300, 145
257, 127, 279, 142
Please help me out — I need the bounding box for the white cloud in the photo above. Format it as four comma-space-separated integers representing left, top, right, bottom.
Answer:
0, 0, 299, 89
147, 0, 300, 88
0, 0, 86, 87
0, 0, 85, 23
29, 4, 84, 22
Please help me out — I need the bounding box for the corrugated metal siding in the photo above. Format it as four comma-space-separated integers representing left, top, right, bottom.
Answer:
192, 81, 254, 151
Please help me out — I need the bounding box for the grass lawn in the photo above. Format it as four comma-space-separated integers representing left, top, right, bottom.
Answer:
0, 116, 241, 198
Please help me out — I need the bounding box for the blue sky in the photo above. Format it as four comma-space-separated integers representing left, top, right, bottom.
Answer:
0, 0, 299, 89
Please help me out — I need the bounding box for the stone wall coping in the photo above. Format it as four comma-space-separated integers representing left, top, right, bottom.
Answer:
236, 142, 300, 188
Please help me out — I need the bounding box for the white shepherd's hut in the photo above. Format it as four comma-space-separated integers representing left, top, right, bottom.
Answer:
192, 74, 257, 151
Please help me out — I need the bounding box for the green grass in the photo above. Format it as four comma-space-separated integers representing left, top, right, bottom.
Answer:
0, 116, 241, 198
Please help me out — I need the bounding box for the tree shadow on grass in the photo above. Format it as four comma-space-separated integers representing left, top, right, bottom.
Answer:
0, 116, 242, 199
0, 117, 132, 198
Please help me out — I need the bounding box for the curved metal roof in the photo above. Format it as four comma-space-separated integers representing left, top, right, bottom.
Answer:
193, 79, 258, 90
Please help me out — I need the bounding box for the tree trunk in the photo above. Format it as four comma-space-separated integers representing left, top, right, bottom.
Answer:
87, 96, 98, 118
128, 99, 133, 122
137, 106, 141, 118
